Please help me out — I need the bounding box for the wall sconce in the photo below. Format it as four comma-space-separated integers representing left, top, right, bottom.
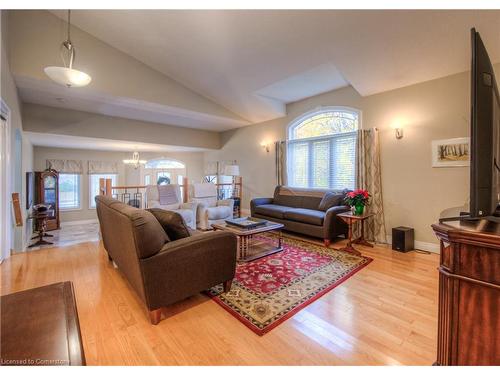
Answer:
395, 128, 404, 140
261, 142, 271, 153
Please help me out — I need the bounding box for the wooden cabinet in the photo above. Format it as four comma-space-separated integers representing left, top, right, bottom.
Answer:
35, 170, 60, 231
432, 219, 500, 365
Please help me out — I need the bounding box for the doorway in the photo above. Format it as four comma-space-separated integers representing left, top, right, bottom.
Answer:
0, 100, 12, 262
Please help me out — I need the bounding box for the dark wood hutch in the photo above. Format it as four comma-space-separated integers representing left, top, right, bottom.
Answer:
34, 169, 60, 231
432, 218, 499, 365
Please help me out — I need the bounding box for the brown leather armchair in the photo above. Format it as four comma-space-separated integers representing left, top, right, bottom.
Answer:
95, 195, 237, 324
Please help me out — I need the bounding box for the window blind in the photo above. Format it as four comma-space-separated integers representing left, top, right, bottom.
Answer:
46, 159, 83, 174
287, 132, 356, 190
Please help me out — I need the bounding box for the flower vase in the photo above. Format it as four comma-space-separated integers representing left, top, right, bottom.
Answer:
354, 203, 365, 216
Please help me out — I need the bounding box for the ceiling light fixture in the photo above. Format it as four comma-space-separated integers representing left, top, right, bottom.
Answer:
44, 10, 92, 88
123, 152, 147, 169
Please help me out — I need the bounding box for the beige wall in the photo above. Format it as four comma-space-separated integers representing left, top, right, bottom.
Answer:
205, 64, 500, 245
33, 146, 205, 222
23, 103, 221, 150
1, 10, 34, 252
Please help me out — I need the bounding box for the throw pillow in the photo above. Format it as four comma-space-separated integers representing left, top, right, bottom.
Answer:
147, 208, 191, 240
318, 192, 345, 211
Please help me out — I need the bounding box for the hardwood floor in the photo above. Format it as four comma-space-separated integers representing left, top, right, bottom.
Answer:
0, 236, 439, 365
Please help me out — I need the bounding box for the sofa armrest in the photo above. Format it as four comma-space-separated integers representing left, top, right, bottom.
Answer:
140, 231, 237, 309
250, 197, 273, 215
323, 205, 351, 239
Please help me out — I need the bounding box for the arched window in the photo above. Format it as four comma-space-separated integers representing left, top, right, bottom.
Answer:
287, 107, 359, 190
142, 158, 186, 186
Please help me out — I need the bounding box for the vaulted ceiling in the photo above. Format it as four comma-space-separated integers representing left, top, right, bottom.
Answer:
10, 9, 500, 131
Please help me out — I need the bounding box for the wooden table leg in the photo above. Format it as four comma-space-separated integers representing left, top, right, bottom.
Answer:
339, 218, 361, 256
28, 217, 54, 248
352, 219, 374, 248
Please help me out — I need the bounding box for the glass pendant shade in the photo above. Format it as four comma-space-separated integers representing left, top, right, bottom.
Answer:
44, 66, 92, 88
123, 152, 147, 169
44, 10, 92, 88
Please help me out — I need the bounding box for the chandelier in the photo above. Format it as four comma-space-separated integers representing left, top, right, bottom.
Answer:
123, 152, 147, 169
44, 10, 92, 88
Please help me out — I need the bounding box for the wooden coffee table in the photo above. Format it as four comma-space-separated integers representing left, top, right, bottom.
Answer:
212, 220, 284, 262
337, 211, 374, 256
0, 281, 86, 366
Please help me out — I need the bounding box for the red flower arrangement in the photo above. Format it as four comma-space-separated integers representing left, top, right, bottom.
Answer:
344, 189, 371, 207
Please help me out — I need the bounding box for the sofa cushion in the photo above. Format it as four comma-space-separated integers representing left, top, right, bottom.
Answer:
207, 205, 232, 220
107, 203, 169, 258
273, 188, 300, 207
273, 186, 325, 210
300, 196, 323, 210
147, 208, 191, 240
284, 208, 325, 226
318, 192, 345, 211
253, 204, 291, 219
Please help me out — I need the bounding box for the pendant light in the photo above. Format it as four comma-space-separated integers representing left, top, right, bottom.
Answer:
123, 152, 147, 169
44, 10, 92, 88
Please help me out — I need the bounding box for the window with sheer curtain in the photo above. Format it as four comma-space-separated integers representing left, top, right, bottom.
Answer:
89, 174, 117, 208
287, 108, 359, 190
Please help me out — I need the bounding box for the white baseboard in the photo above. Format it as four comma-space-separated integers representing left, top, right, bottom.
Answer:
60, 219, 98, 228
386, 235, 440, 254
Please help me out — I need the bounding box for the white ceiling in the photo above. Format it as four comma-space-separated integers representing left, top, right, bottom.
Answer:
25, 132, 210, 152
49, 9, 500, 124
16, 77, 249, 131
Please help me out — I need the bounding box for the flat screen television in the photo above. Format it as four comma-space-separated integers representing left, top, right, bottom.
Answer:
469, 28, 500, 219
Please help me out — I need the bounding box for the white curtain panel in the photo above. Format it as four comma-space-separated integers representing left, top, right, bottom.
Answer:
87, 160, 119, 174
46, 159, 83, 174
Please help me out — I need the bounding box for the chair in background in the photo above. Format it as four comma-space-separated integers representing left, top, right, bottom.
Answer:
190, 183, 234, 230
145, 184, 197, 229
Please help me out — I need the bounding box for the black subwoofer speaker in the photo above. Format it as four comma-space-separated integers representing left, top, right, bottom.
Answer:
392, 226, 414, 252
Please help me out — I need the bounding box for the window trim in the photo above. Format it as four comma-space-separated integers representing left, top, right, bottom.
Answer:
58, 173, 82, 212
88, 173, 118, 209
287, 106, 362, 140
286, 106, 361, 190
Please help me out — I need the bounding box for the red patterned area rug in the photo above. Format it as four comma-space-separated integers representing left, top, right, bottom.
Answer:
207, 234, 372, 336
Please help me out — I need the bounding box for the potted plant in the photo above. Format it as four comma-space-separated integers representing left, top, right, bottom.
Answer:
344, 189, 370, 215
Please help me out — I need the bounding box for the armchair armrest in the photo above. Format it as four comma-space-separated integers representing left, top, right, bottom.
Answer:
180, 202, 197, 210
323, 205, 351, 239
218, 199, 234, 218
180, 202, 198, 229
140, 231, 237, 309
217, 199, 234, 207
250, 197, 273, 215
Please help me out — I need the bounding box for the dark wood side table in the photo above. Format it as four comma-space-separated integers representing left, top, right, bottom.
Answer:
0, 281, 86, 366
337, 211, 374, 255
28, 209, 55, 248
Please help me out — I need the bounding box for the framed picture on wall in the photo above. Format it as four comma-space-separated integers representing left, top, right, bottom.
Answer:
431, 137, 470, 168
